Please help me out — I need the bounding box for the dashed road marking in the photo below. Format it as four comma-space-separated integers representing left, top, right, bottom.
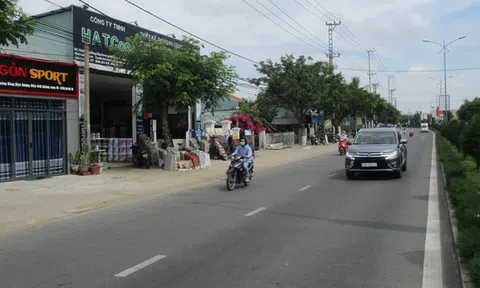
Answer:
245, 207, 267, 217
298, 185, 311, 191
115, 255, 167, 277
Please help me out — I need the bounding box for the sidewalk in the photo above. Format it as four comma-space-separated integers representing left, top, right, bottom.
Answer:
0, 144, 336, 235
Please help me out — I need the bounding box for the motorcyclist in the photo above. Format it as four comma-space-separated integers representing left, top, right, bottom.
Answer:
231, 137, 253, 183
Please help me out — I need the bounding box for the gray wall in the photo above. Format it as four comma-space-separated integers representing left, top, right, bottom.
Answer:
6, 9, 74, 62
66, 99, 79, 157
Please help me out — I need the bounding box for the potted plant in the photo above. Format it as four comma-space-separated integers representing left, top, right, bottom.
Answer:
68, 151, 81, 173
78, 151, 90, 173
89, 150, 103, 174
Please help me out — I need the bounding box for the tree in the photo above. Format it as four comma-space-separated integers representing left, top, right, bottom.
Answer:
315, 67, 350, 134
254, 92, 278, 124
111, 35, 237, 147
251, 55, 326, 139
0, 0, 35, 47
374, 98, 401, 124
458, 98, 480, 123
463, 115, 480, 169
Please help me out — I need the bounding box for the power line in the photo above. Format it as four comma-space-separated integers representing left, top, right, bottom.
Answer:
291, 0, 365, 69
265, 0, 329, 49
252, 0, 329, 50
337, 66, 480, 72
300, 0, 391, 72
78, 0, 259, 64
240, 0, 329, 54
43, 0, 63, 8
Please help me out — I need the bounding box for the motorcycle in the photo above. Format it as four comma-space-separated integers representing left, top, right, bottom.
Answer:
338, 137, 348, 155
309, 134, 320, 145
132, 142, 151, 169
226, 156, 254, 191
409, 131, 414, 137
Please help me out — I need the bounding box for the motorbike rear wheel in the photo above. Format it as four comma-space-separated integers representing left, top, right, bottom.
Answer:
339, 148, 345, 155
226, 172, 236, 191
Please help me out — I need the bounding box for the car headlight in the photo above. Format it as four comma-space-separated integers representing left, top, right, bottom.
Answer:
346, 151, 356, 159
382, 150, 399, 159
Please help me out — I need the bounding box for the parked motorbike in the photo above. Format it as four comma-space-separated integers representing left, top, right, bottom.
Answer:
226, 156, 254, 191
132, 142, 150, 169
309, 135, 320, 145
338, 138, 348, 155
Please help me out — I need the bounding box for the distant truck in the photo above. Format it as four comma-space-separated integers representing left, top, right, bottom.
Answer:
421, 123, 429, 133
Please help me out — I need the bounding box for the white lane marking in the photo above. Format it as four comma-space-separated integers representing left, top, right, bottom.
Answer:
422, 133, 443, 288
298, 185, 311, 191
245, 207, 267, 217
115, 255, 167, 277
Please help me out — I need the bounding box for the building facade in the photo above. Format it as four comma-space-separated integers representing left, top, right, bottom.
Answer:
0, 5, 183, 181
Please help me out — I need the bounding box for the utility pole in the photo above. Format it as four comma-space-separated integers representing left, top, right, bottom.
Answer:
325, 21, 341, 133
387, 76, 396, 105
83, 38, 91, 150
326, 21, 341, 67
367, 49, 375, 92
373, 83, 380, 94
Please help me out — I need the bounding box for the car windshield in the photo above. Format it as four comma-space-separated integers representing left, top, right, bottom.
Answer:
421, 124, 428, 127
354, 131, 397, 145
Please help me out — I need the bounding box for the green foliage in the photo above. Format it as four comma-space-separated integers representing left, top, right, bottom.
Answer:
462, 115, 480, 169
251, 55, 327, 130
254, 92, 278, 124
111, 35, 237, 146
251, 54, 402, 132
458, 97, 480, 123
469, 253, 480, 287
401, 111, 422, 127
435, 132, 480, 286
68, 151, 81, 165
0, 0, 35, 47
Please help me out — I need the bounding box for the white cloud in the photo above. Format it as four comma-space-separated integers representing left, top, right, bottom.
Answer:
17, 0, 480, 112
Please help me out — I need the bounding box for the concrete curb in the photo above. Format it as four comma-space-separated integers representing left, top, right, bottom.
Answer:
436, 135, 473, 288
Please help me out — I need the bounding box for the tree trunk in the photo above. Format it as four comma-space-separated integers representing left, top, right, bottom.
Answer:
300, 123, 307, 146
160, 101, 173, 148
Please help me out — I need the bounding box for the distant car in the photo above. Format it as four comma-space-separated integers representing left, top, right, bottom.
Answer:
421, 123, 428, 133
345, 128, 408, 179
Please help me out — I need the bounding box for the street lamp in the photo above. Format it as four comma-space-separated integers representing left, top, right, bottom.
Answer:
423, 35, 466, 121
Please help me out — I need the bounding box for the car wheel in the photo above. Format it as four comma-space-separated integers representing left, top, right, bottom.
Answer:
393, 170, 402, 179
346, 171, 355, 180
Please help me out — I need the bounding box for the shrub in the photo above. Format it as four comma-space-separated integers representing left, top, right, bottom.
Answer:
436, 132, 480, 286
469, 253, 480, 287
463, 115, 480, 169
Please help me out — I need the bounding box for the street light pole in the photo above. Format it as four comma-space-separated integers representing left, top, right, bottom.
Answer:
443, 39, 448, 121
423, 35, 466, 121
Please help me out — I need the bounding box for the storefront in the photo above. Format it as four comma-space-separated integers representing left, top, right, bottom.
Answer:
0, 54, 78, 181
6, 5, 191, 167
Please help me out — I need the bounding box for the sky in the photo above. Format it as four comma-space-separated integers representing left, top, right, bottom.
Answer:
18, 0, 480, 113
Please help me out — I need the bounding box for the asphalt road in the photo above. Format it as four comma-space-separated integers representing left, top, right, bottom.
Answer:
0, 130, 462, 288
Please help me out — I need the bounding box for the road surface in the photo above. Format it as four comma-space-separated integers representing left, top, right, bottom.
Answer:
0, 131, 461, 288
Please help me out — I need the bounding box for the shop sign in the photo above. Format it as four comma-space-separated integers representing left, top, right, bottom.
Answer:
0, 54, 78, 98
72, 6, 183, 67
